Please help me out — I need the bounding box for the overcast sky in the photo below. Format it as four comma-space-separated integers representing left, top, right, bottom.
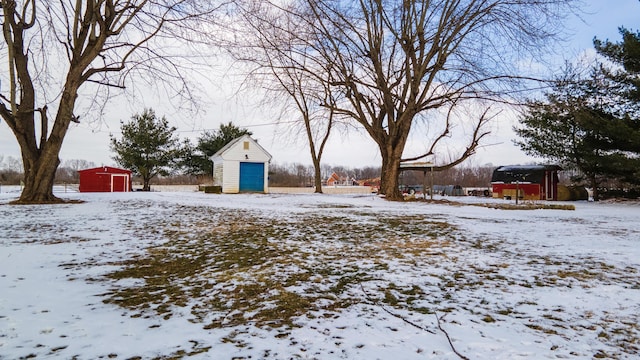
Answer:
1, 0, 639, 170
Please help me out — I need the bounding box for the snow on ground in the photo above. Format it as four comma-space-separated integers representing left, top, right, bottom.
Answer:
0, 187, 638, 359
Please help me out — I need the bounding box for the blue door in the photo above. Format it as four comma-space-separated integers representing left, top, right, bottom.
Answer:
239, 162, 265, 192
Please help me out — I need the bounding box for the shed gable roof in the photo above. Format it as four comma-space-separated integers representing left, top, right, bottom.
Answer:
491, 164, 561, 184
494, 165, 562, 173
78, 166, 131, 174
210, 135, 272, 161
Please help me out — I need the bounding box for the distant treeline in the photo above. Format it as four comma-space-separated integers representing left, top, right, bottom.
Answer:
1, 156, 493, 188
2, 157, 637, 200
267, 163, 497, 188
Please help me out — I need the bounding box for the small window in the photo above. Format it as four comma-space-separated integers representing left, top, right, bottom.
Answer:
243, 141, 250, 150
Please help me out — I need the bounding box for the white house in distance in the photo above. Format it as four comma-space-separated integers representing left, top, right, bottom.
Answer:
209, 135, 272, 193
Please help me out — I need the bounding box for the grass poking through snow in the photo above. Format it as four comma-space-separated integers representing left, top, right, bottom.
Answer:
76, 200, 638, 359
101, 207, 457, 333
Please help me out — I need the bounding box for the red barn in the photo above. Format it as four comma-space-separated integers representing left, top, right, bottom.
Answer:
491, 165, 562, 201
78, 166, 132, 193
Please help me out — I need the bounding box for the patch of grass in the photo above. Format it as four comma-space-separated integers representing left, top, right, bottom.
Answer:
81, 201, 638, 358
497, 308, 515, 316
594, 350, 610, 358
525, 324, 558, 335
97, 206, 459, 342
419, 199, 575, 210
482, 315, 496, 323
555, 269, 598, 281
313, 203, 357, 209
476, 203, 575, 211
383, 290, 399, 306
542, 313, 564, 322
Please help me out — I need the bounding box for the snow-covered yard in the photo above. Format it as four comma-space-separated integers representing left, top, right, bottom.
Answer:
1, 189, 638, 359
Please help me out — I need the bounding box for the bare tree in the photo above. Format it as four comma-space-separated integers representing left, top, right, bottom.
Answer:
1, 155, 22, 172
259, 0, 577, 200
55, 159, 97, 183
63, 159, 97, 173
229, 1, 343, 193
0, 0, 226, 203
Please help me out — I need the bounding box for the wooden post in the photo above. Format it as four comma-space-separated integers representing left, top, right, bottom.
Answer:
422, 170, 426, 200
430, 165, 434, 201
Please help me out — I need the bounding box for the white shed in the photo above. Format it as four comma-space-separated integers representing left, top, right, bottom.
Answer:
209, 135, 272, 193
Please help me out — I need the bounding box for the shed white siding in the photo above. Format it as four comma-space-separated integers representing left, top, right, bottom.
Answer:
222, 160, 240, 193
213, 163, 224, 187
210, 135, 272, 194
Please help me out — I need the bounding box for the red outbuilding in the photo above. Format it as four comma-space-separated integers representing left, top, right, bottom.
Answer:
491, 165, 562, 201
78, 166, 132, 193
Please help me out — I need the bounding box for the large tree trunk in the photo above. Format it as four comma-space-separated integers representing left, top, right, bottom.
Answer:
12, 92, 77, 204
142, 177, 151, 191
2, 1, 84, 204
16, 152, 61, 204
379, 156, 402, 200
312, 158, 323, 193
378, 140, 405, 201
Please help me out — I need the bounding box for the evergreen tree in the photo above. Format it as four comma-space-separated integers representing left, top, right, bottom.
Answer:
515, 74, 600, 199
594, 26, 640, 185
594, 27, 640, 102
183, 122, 252, 176
515, 68, 640, 200
111, 109, 187, 191
517, 23, 640, 199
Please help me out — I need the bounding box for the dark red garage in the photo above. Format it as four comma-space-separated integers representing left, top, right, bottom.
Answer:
491, 165, 562, 201
78, 166, 132, 193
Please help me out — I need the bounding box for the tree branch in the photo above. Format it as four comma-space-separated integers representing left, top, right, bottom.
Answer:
358, 281, 436, 335
36, 105, 48, 151
435, 312, 470, 360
